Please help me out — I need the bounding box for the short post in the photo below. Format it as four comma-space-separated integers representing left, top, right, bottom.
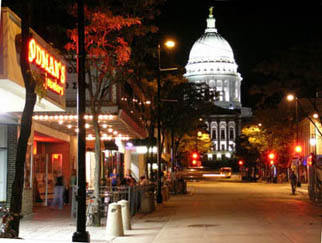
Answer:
118, 200, 131, 230
106, 203, 124, 237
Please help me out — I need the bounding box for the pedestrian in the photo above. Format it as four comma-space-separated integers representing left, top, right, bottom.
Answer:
110, 168, 119, 189
52, 170, 65, 209
290, 170, 297, 195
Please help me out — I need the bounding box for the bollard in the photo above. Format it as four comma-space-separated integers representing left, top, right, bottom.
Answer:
106, 203, 124, 237
118, 200, 131, 230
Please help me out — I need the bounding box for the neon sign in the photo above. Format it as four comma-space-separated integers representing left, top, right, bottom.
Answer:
28, 38, 66, 96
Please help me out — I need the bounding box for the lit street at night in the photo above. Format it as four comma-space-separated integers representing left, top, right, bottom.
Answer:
1, 1, 322, 242
16, 180, 322, 243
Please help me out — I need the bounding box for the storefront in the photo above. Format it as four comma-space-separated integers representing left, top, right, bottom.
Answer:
0, 7, 72, 214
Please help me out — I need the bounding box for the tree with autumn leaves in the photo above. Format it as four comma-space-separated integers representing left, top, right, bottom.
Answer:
65, 4, 141, 226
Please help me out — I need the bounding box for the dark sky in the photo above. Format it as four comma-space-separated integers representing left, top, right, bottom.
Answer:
157, 0, 322, 107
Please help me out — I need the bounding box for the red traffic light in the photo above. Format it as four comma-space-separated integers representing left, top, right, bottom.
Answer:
268, 152, 275, 160
238, 160, 244, 166
295, 145, 302, 153
191, 152, 199, 159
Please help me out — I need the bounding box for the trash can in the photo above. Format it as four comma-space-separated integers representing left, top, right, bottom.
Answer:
140, 191, 152, 213
106, 203, 124, 237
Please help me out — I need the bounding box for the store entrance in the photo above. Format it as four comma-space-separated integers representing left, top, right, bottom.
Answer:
33, 132, 71, 207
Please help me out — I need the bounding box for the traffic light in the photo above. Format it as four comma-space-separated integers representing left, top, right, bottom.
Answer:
295, 145, 302, 154
268, 152, 275, 160
190, 152, 200, 167
267, 152, 276, 166
238, 160, 244, 166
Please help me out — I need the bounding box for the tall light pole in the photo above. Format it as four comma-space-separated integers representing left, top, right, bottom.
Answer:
156, 40, 176, 204
287, 94, 301, 187
156, 43, 162, 203
72, 0, 90, 241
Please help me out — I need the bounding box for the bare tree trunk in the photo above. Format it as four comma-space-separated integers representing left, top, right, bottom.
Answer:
92, 114, 101, 226
10, 0, 36, 235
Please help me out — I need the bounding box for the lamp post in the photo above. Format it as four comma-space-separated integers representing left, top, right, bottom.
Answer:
287, 94, 302, 187
72, 0, 90, 241
156, 40, 176, 204
156, 43, 162, 203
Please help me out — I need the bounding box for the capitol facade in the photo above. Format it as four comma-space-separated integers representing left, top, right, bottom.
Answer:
184, 8, 252, 161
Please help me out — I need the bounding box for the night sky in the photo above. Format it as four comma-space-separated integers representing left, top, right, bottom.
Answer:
157, 0, 322, 107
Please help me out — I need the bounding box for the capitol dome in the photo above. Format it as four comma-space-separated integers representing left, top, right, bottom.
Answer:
184, 8, 242, 110
187, 32, 235, 64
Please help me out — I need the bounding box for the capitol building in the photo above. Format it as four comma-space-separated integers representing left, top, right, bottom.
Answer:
184, 8, 252, 161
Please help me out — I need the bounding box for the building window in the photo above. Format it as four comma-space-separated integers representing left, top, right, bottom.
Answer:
229, 128, 234, 140
212, 129, 217, 140
0, 125, 8, 202
221, 129, 225, 140
221, 144, 225, 151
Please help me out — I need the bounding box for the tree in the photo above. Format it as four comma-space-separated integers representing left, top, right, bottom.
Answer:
65, 5, 140, 226
9, 0, 38, 236
157, 72, 217, 165
250, 42, 322, 108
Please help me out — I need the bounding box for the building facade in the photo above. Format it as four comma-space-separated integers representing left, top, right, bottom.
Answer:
184, 8, 252, 161
0, 7, 148, 215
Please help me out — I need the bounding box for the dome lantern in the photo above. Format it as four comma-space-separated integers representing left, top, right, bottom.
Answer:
206, 6, 217, 33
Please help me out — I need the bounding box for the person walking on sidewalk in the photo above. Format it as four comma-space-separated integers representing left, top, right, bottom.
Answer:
290, 170, 297, 195
52, 170, 65, 209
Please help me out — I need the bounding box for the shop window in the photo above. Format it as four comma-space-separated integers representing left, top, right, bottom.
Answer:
0, 125, 7, 202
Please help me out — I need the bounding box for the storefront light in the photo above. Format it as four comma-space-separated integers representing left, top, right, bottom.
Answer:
58, 120, 63, 125
136, 146, 148, 154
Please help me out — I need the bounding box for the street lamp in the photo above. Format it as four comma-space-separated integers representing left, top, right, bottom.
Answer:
287, 93, 301, 187
156, 40, 176, 204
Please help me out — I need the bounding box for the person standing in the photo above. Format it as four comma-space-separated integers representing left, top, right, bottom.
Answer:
110, 168, 119, 189
52, 171, 65, 209
290, 170, 297, 195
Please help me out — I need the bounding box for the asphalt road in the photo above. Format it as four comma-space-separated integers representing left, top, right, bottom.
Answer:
144, 181, 322, 243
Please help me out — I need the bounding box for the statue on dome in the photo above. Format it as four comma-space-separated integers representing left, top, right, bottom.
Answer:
209, 6, 214, 16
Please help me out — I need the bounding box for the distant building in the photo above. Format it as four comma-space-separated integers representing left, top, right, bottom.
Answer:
184, 8, 252, 161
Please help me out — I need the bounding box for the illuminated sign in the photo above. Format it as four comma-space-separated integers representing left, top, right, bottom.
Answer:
28, 38, 66, 95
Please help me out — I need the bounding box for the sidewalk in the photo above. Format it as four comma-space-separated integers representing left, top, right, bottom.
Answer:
3, 194, 185, 243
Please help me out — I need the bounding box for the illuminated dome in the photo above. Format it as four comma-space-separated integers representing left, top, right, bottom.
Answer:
184, 8, 242, 110
187, 30, 235, 64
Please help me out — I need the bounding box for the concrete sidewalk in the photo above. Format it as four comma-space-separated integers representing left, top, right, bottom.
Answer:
3, 194, 184, 243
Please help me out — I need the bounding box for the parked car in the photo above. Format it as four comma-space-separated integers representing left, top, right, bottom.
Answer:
220, 167, 232, 178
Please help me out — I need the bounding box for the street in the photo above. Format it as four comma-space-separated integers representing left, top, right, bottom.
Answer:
16, 180, 322, 243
